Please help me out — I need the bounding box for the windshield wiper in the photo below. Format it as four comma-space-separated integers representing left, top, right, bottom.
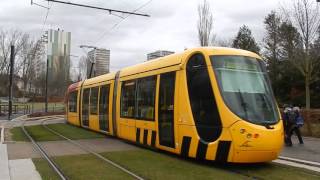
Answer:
259, 121, 276, 129
237, 89, 248, 119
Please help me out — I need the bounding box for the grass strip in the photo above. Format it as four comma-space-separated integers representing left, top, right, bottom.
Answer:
33, 154, 133, 180
10, 123, 105, 142
33, 148, 320, 180
101, 149, 320, 180
101, 149, 245, 180
46, 124, 105, 140
32, 158, 60, 180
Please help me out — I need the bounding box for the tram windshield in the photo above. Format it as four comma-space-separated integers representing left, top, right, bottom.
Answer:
211, 55, 279, 125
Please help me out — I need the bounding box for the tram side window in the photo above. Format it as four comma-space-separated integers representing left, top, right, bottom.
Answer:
82, 88, 90, 127
68, 91, 77, 112
120, 80, 136, 118
137, 76, 156, 121
90, 87, 99, 115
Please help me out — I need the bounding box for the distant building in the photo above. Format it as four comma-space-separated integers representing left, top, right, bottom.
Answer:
46, 29, 71, 95
147, 50, 174, 60
87, 48, 110, 78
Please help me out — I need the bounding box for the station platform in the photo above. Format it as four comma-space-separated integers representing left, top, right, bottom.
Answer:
280, 136, 320, 163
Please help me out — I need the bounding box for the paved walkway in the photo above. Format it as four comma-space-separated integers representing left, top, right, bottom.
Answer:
280, 136, 320, 163
9, 159, 41, 180
0, 144, 10, 180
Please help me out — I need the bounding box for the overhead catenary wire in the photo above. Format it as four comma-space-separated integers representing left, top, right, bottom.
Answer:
45, 0, 150, 17
94, 0, 153, 45
41, 1, 53, 33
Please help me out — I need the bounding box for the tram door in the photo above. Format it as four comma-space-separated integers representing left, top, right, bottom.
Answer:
82, 88, 90, 127
99, 85, 110, 132
158, 72, 175, 148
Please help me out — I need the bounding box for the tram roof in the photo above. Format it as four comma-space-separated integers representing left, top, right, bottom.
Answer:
70, 47, 261, 89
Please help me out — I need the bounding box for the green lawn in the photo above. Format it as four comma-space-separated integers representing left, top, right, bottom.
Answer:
10, 126, 29, 141
33, 154, 133, 180
101, 150, 320, 180
10, 123, 105, 142
33, 149, 320, 180
27, 102, 64, 111
101, 150, 243, 180
32, 158, 60, 180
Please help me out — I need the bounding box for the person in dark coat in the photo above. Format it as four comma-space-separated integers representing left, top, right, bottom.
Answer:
282, 106, 295, 146
289, 107, 304, 144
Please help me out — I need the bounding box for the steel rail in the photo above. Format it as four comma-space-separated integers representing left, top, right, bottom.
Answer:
21, 121, 67, 180
42, 120, 144, 180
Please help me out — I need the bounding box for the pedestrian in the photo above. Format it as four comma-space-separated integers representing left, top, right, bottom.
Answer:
290, 106, 304, 144
282, 106, 296, 146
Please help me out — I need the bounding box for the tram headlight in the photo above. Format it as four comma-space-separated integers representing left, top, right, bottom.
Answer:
247, 133, 252, 139
240, 128, 246, 134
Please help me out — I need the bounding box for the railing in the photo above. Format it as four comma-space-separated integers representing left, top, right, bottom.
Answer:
0, 104, 31, 115
0, 103, 65, 115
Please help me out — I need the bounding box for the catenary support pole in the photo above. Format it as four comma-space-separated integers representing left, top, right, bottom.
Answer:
8, 45, 14, 120
45, 58, 48, 113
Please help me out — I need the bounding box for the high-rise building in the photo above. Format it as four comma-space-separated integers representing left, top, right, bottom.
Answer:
47, 29, 71, 95
87, 48, 110, 78
147, 50, 174, 60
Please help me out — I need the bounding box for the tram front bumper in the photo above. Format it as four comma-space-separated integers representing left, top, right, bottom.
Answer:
229, 120, 284, 163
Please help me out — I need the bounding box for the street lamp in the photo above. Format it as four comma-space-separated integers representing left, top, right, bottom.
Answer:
79, 45, 98, 78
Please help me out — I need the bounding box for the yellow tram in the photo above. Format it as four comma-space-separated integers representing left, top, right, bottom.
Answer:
66, 47, 284, 163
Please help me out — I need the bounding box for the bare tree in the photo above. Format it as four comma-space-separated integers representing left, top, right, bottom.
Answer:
282, 0, 320, 109
281, 0, 320, 135
197, 0, 214, 46
20, 38, 45, 96
214, 38, 233, 47
78, 56, 87, 81
0, 29, 28, 75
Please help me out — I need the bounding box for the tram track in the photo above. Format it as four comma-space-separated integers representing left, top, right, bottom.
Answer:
14, 118, 264, 180
17, 115, 320, 179
21, 120, 68, 180
29, 118, 144, 180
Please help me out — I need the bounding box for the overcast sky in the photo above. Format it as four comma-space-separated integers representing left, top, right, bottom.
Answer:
0, 0, 291, 75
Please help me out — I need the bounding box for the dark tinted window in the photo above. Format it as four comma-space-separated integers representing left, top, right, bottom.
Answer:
68, 91, 77, 112
99, 85, 110, 131
120, 80, 136, 118
186, 53, 222, 142
158, 72, 175, 147
90, 87, 99, 115
137, 76, 156, 121
82, 88, 90, 126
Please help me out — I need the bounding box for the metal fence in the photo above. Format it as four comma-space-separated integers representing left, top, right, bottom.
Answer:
0, 104, 31, 114
0, 103, 65, 115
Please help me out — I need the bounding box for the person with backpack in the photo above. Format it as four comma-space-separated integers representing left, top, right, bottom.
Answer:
290, 106, 304, 144
282, 106, 296, 146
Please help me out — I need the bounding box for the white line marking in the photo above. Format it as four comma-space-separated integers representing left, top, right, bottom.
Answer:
273, 159, 320, 172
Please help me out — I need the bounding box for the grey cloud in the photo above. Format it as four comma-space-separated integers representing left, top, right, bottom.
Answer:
1, 0, 284, 74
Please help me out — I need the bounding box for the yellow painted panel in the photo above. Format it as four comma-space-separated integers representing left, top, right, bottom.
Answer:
229, 120, 284, 152
135, 120, 155, 131
89, 115, 99, 131
232, 150, 279, 163
177, 124, 199, 157
205, 128, 232, 160
67, 113, 79, 126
